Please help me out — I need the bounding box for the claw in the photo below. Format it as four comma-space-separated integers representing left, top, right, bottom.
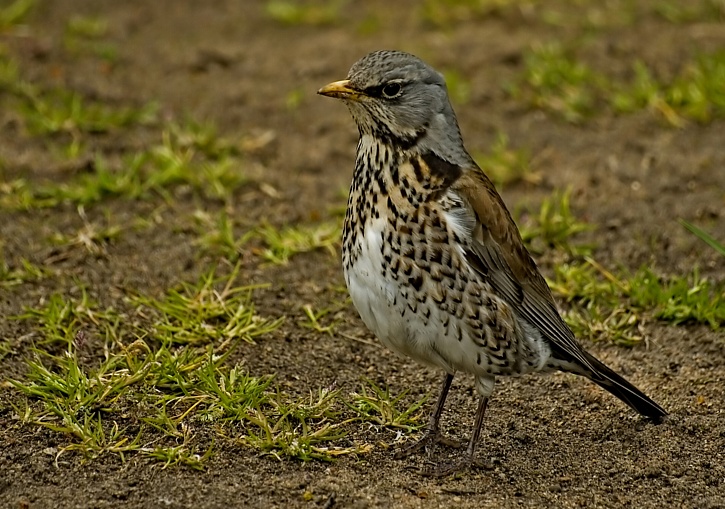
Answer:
394, 432, 461, 460
393, 376, 491, 478
419, 396, 490, 477
422, 456, 473, 477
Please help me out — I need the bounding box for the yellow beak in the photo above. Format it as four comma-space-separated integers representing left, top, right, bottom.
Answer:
317, 80, 363, 100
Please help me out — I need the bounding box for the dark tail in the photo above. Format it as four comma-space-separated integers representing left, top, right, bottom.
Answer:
578, 351, 667, 420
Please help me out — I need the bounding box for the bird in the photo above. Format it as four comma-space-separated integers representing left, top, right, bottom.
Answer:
317, 50, 666, 476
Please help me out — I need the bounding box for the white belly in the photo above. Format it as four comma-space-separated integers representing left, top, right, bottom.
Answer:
343, 218, 552, 378
343, 218, 460, 372
344, 218, 403, 346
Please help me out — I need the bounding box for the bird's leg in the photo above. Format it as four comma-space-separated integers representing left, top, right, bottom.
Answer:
425, 395, 489, 477
394, 373, 460, 459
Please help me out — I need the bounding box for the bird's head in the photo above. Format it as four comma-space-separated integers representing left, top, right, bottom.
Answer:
318, 50, 470, 163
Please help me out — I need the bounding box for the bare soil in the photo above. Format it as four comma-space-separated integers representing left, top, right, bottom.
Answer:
1, 1, 724, 508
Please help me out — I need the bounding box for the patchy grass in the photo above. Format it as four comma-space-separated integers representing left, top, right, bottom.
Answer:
418, 0, 519, 28
563, 306, 645, 347
610, 61, 683, 126
63, 15, 118, 61
665, 51, 725, 124
474, 132, 537, 187
345, 378, 428, 432
519, 188, 593, 256
10, 338, 234, 463
255, 221, 341, 265
300, 296, 350, 336
191, 217, 341, 265
550, 257, 725, 345
514, 201, 725, 343
612, 52, 725, 125
129, 263, 283, 346
441, 68, 471, 105
264, 0, 346, 26
7, 253, 431, 466
627, 266, 725, 328
513, 43, 725, 125
15, 84, 158, 136
244, 386, 366, 461
192, 209, 251, 261
169, 118, 242, 161
14, 287, 120, 346
509, 42, 604, 123
49, 209, 123, 256
7, 262, 344, 466
0, 255, 52, 288
653, 0, 725, 23
65, 15, 108, 39
145, 442, 214, 470
7, 324, 374, 466
0, 51, 247, 210
141, 127, 246, 200
539, 0, 637, 29
0, 122, 247, 210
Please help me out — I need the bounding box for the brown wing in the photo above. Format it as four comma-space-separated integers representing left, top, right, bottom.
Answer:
448, 161, 597, 372
419, 152, 666, 417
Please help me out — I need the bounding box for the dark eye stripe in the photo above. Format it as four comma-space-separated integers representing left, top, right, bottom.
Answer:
364, 82, 404, 98
363, 84, 387, 97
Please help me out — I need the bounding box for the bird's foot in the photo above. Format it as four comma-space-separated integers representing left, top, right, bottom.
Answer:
393, 431, 461, 460
422, 455, 483, 478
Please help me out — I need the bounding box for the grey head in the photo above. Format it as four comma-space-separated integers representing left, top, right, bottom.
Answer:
318, 50, 472, 165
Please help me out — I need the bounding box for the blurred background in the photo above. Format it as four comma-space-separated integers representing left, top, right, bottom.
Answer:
1, 1, 724, 508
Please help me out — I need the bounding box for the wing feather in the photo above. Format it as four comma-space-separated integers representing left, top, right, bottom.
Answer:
444, 161, 597, 371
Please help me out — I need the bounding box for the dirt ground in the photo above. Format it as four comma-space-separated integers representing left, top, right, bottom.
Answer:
2, 1, 725, 508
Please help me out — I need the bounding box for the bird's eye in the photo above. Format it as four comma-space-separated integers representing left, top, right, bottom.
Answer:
381, 83, 402, 98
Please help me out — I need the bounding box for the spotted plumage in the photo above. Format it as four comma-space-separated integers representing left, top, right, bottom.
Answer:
319, 50, 666, 476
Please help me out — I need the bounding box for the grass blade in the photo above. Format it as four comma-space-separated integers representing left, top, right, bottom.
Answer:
680, 219, 725, 257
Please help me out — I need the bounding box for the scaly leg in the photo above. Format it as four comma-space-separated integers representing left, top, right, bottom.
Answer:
394, 373, 460, 459
425, 395, 489, 477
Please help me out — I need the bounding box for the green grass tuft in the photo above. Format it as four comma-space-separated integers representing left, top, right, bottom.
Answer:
474, 132, 536, 187
65, 15, 108, 39
510, 42, 604, 123
192, 210, 252, 260
244, 386, 367, 461
7, 263, 298, 466
550, 257, 725, 345
256, 222, 341, 265
513, 44, 725, 125
0, 121, 248, 210
627, 267, 725, 329
49, 212, 123, 256
0, 256, 52, 287
519, 188, 593, 256
130, 263, 283, 346
345, 378, 428, 432
13, 288, 120, 346
16, 85, 158, 136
